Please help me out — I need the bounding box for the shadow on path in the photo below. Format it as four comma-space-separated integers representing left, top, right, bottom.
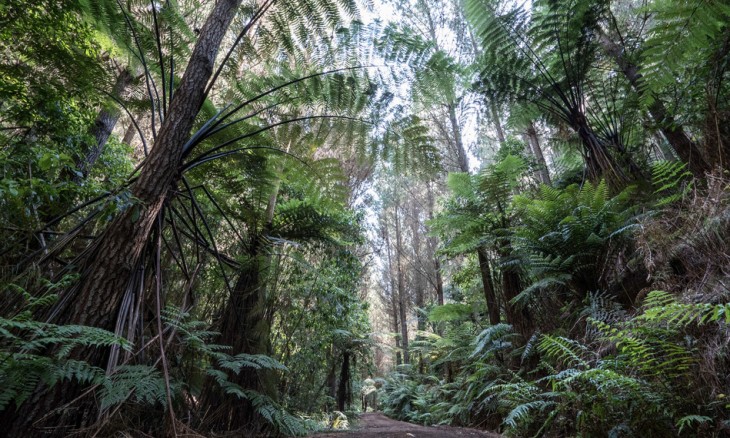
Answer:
309, 412, 502, 438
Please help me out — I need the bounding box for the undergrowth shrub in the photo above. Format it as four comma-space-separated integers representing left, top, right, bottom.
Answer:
0, 287, 315, 436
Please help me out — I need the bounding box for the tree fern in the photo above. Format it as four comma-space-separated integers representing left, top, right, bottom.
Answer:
513, 180, 637, 305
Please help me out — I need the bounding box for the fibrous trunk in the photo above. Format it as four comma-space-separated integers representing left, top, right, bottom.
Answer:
477, 247, 500, 326
597, 30, 711, 177
0, 1, 244, 434
200, 249, 275, 433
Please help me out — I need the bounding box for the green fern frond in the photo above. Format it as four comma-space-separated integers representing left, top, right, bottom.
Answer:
504, 400, 555, 428
99, 364, 167, 411
538, 335, 590, 369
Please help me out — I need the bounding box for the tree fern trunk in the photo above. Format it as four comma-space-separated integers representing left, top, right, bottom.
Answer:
200, 248, 274, 433
200, 156, 283, 432
336, 350, 350, 411
477, 247, 500, 326
597, 30, 710, 177
498, 237, 532, 339
572, 112, 636, 187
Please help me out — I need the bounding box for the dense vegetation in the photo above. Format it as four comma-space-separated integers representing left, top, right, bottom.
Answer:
1, 0, 729, 437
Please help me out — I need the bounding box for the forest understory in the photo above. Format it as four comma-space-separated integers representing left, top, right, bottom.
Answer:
2, 0, 730, 437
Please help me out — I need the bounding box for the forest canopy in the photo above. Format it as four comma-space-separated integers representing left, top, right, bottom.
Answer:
1, 0, 729, 437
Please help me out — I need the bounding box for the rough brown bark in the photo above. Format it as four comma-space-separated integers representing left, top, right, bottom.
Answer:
0, 1, 245, 435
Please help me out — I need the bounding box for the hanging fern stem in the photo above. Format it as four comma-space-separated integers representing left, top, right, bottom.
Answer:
149, 0, 167, 118
185, 114, 370, 168
153, 214, 177, 434
180, 176, 234, 294
101, 89, 149, 156
192, 65, 373, 154
202, 0, 278, 101
114, 0, 161, 140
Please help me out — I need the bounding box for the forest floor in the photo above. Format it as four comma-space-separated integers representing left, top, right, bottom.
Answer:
309, 412, 502, 438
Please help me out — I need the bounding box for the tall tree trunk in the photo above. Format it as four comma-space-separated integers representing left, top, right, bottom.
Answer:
77, 68, 134, 179
0, 1, 244, 435
490, 102, 507, 147
394, 201, 409, 365
392, 293, 402, 366
426, 181, 444, 306
449, 96, 507, 325
410, 199, 425, 333
336, 350, 350, 411
409, 197, 426, 372
498, 239, 532, 339
525, 122, 551, 185
477, 247, 500, 326
122, 119, 137, 145
597, 30, 711, 177
448, 103, 469, 173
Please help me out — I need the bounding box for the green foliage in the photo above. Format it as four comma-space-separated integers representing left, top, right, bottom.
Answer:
0, 289, 129, 412
651, 160, 693, 207
641, 0, 730, 128
99, 365, 168, 411
513, 180, 637, 305
431, 154, 526, 256
428, 303, 473, 323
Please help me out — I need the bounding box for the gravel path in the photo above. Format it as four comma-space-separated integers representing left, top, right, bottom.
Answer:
309, 412, 502, 438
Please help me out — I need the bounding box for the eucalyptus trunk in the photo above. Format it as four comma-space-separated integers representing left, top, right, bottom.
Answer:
525, 122, 551, 185
394, 201, 409, 365
426, 181, 444, 306
77, 68, 134, 179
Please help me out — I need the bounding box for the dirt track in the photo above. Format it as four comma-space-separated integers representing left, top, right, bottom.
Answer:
309, 412, 501, 438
